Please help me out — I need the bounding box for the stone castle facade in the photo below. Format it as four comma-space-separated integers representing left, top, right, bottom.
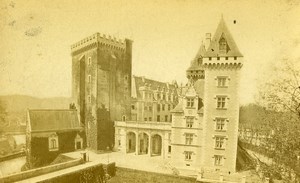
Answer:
71, 17, 243, 173
171, 17, 243, 172
131, 75, 179, 122
71, 33, 132, 150
115, 17, 243, 173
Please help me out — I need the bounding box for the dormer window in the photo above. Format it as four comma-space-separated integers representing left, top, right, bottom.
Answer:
219, 36, 228, 54
197, 58, 203, 65
186, 98, 194, 108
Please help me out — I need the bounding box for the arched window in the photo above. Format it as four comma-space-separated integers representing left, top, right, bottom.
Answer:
48, 134, 59, 151
122, 115, 126, 121
219, 37, 227, 54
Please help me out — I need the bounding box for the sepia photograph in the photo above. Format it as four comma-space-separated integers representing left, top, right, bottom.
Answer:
0, 0, 299, 182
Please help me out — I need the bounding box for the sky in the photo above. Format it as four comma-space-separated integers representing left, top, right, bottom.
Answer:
0, 0, 300, 105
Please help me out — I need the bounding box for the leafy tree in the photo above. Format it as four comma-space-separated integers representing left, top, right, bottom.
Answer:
257, 59, 300, 182
0, 100, 8, 133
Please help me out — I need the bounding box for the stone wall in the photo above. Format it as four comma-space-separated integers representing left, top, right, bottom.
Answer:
2, 158, 83, 183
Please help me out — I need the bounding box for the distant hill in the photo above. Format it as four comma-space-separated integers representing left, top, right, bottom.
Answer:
0, 95, 72, 128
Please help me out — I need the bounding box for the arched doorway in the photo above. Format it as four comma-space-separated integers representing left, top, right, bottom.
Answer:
138, 133, 149, 155
126, 132, 136, 153
151, 134, 162, 156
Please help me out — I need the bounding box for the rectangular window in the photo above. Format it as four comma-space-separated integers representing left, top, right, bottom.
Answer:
217, 77, 227, 87
88, 75, 91, 83
217, 96, 226, 109
217, 57, 220, 60
163, 94, 166, 100
186, 117, 194, 128
149, 117, 152, 121
157, 104, 160, 112
88, 57, 91, 65
157, 93, 161, 99
215, 137, 225, 149
214, 155, 223, 166
157, 115, 160, 122
225, 57, 228, 60
149, 106, 152, 111
168, 146, 171, 153
165, 115, 168, 122
144, 118, 147, 121
185, 133, 193, 145
131, 104, 135, 110
168, 104, 171, 111
216, 118, 226, 131
187, 98, 194, 108
209, 57, 212, 60
185, 151, 192, 160
162, 104, 165, 111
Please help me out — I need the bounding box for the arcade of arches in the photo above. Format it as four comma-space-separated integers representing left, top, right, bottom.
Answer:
126, 132, 162, 156
115, 121, 171, 158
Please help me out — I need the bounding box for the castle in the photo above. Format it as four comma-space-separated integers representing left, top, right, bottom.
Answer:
115, 17, 243, 173
71, 17, 243, 172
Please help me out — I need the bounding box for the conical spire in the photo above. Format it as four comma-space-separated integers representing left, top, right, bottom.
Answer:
203, 17, 243, 57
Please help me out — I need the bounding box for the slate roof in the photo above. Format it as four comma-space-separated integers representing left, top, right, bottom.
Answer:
187, 43, 206, 71
28, 109, 82, 132
132, 76, 178, 99
203, 17, 243, 57
171, 99, 183, 113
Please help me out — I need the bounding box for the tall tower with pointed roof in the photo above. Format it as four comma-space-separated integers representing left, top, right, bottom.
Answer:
174, 17, 243, 173
201, 17, 243, 172
186, 42, 206, 84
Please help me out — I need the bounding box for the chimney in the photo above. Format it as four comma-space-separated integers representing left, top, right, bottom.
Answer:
205, 33, 211, 49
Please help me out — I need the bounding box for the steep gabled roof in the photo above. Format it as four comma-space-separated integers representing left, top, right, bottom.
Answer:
28, 109, 82, 132
187, 43, 206, 71
204, 18, 243, 57
131, 76, 178, 99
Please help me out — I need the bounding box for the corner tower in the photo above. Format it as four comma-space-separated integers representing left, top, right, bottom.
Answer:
202, 17, 243, 172
71, 33, 132, 151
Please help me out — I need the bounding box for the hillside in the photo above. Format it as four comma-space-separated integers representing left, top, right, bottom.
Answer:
0, 95, 72, 129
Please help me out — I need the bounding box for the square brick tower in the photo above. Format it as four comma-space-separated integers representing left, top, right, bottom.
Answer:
71, 33, 132, 151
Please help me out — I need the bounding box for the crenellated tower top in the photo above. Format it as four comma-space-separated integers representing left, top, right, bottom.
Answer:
71, 33, 131, 55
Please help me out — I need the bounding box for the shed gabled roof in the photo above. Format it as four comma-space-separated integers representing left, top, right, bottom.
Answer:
28, 109, 82, 132
204, 17, 243, 57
